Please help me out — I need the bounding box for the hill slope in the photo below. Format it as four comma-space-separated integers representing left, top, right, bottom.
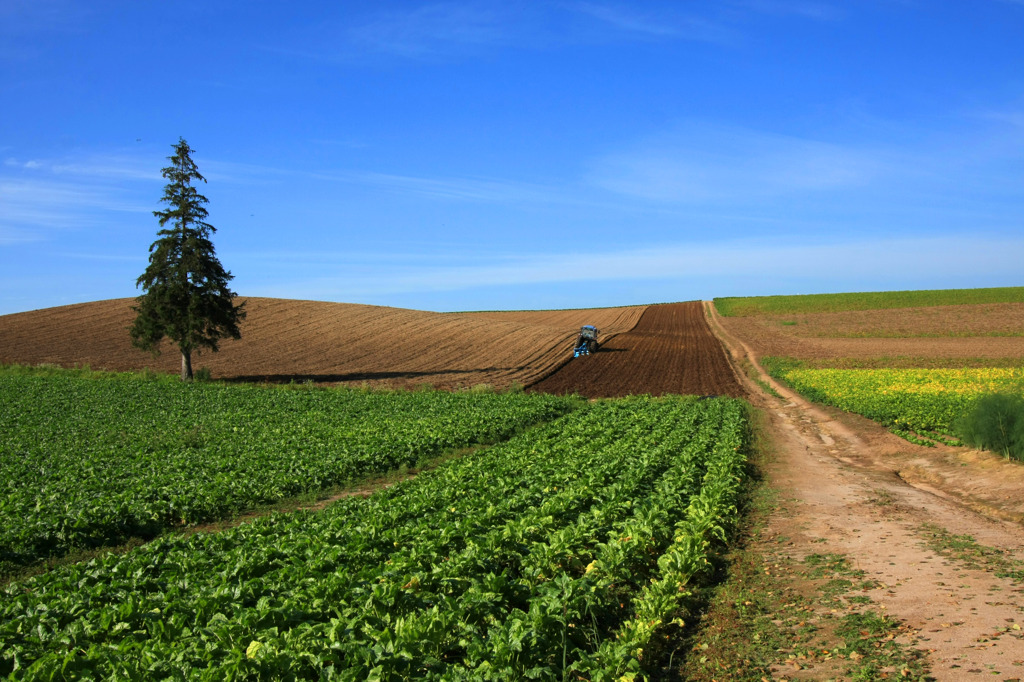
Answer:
0, 298, 645, 390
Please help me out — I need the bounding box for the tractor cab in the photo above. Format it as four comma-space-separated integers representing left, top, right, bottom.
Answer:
573, 325, 599, 357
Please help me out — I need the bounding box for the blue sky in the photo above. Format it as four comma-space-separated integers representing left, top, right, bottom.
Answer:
2, 0, 1023, 315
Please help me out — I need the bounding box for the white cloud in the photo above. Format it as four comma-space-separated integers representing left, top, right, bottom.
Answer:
729, 0, 843, 21
198, 159, 568, 205
250, 234, 1024, 300
0, 178, 149, 227
977, 108, 1024, 130
346, 171, 559, 203
50, 251, 143, 263
0, 224, 39, 246
0, 0, 92, 61
0, 0, 86, 38
48, 159, 159, 182
0, 152, 156, 238
571, 2, 680, 36
588, 123, 882, 203
348, 2, 509, 57
4, 159, 43, 169
569, 2, 736, 43
273, 1, 742, 63
3, 153, 160, 181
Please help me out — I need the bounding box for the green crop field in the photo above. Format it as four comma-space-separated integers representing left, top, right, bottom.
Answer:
714, 286, 1024, 317
0, 392, 748, 679
0, 368, 575, 572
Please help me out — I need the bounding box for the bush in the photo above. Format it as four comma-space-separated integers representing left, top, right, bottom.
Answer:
954, 393, 1024, 461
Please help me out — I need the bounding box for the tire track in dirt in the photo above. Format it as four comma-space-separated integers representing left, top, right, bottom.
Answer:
528, 301, 745, 398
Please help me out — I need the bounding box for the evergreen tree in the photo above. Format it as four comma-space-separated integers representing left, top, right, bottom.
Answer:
130, 138, 245, 381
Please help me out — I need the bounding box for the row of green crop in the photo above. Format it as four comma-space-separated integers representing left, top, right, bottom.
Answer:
0, 371, 576, 571
714, 286, 1024, 317
766, 363, 1024, 445
0, 395, 749, 680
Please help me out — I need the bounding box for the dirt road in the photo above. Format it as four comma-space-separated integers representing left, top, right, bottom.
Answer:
706, 302, 1024, 679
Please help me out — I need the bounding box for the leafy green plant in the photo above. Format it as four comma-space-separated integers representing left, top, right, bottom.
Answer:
0, 395, 750, 679
954, 392, 1024, 460
0, 369, 577, 571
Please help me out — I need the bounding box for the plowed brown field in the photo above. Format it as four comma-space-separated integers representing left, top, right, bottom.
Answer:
0, 298, 646, 390
529, 301, 745, 398
715, 302, 1024, 363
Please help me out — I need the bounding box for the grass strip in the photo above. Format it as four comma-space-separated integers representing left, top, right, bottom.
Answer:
918, 523, 1024, 584
714, 287, 1024, 317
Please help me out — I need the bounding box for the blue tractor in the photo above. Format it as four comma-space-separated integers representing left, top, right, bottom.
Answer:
573, 325, 599, 358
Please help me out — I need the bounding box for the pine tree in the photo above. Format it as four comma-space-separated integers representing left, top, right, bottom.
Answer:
130, 138, 245, 381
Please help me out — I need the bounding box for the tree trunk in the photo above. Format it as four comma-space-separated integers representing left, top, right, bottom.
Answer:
181, 349, 193, 382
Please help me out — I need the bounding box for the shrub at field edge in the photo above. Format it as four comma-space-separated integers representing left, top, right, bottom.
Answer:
954, 393, 1024, 461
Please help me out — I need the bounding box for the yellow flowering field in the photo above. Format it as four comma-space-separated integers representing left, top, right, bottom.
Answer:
779, 367, 1024, 445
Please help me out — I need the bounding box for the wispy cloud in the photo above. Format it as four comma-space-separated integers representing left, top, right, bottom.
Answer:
0, 178, 149, 229
0, 0, 92, 61
348, 2, 509, 57
4, 156, 160, 182
340, 0, 837, 58
0, 152, 156, 239
569, 2, 735, 43
587, 123, 882, 203
0, 224, 39, 246
571, 2, 679, 36
728, 0, 843, 21
976, 108, 1024, 129
248, 233, 1024, 301
0, 0, 88, 34
50, 251, 143, 263
4, 159, 43, 170
270, 2, 741, 63
197, 158, 568, 205
343, 170, 560, 203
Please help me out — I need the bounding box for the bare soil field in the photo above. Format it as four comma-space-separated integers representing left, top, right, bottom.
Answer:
0, 298, 645, 390
529, 301, 746, 398
753, 302, 1024, 338
465, 306, 643, 329
715, 302, 1024, 363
